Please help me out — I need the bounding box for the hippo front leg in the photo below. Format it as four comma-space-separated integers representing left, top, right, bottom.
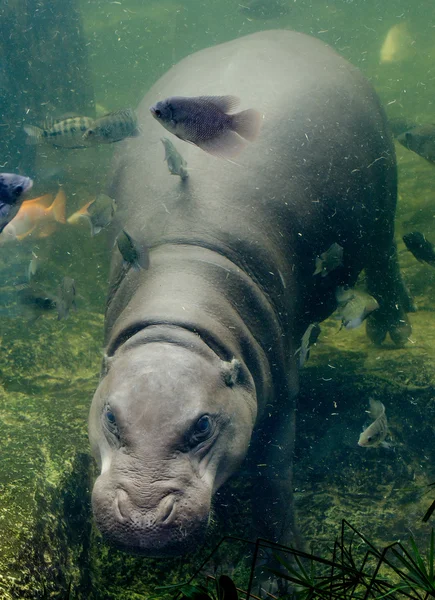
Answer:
365, 240, 414, 347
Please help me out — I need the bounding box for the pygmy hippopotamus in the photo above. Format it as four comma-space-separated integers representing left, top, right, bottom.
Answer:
89, 30, 412, 556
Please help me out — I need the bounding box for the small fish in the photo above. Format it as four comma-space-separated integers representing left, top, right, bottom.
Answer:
403, 231, 435, 266
150, 95, 262, 159
56, 276, 76, 320
0, 173, 33, 233
161, 137, 188, 180
24, 116, 95, 148
82, 109, 140, 144
116, 230, 149, 271
380, 22, 414, 64
335, 286, 379, 330
313, 242, 344, 277
358, 398, 389, 448
238, 0, 289, 20
295, 323, 321, 368
27, 252, 40, 281
18, 285, 58, 320
397, 125, 435, 164
67, 194, 116, 236
0, 189, 66, 243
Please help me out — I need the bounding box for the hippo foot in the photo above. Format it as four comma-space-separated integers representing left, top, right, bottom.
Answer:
366, 310, 411, 347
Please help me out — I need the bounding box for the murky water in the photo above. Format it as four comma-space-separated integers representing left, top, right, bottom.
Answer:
0, 0, 435, 598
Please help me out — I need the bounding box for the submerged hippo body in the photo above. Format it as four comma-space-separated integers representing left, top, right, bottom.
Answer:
89, 30, 411, 555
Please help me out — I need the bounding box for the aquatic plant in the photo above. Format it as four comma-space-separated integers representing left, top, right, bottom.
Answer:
156, 522, 435, 600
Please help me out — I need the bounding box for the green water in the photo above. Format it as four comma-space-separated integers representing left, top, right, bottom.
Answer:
0, 0, 435, 598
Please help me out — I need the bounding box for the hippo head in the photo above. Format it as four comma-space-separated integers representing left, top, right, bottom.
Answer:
89, 328, 257, 556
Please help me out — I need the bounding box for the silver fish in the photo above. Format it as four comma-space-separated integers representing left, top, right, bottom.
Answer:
295, 323, 321, 368
150, 95, 262, 159
116, 230, 149, 271
0, 173, 33, 233
313, 242, 344, 277
358, 399, 389, 448
161, 137, 188, 180
336, 286, 379, 330
83, 109, 140, 144
24, 116, 94, 148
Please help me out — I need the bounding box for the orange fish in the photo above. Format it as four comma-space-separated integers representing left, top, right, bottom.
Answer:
0, 189, 66, 243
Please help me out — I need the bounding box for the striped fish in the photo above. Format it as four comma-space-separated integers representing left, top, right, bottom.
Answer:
24, 116, 95, 148
83, 108, 140, 144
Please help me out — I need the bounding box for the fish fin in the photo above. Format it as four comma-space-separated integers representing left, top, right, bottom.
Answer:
231, 108, 262, 141
66, 200, 93, 225
90, 223, 102, 237
313, 258, 323, 276
50, 189, 66, 224
22, 194, 54, 209
137, 246, 150, 270
16, 225, 37, 241
369, 398, 384, 419
380, 441, 393, 449
24, 125, 43, 144
129, 127, 141, 138
37, 222, 58, 238
197, 130, 247, 159
198, 95, 241, 113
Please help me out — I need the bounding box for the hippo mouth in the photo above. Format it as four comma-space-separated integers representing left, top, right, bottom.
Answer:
92, 475, 211, 557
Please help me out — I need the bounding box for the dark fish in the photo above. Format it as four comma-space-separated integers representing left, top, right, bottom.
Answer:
403, 231, 435, 266
238, 0, 289, 20
335, 286, 379, 330
17, 285, 58, 320
116, 230, 149, 271
0, 173, 33, 233
161, 137, 188, 180
388, 116, 417, 138
358, 399, 389, 448
295, 322, 321, 368
83, 109, 140, 144
68, 194, 116, 236
150, 95, 262, 159
24, 116, 94, 148
313, 242, 343, 277
56, 276, 77, 320
397, 124, 435, 163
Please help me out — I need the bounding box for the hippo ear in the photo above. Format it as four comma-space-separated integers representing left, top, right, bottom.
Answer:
221, 357, 241, 387
100, 353, 113, 379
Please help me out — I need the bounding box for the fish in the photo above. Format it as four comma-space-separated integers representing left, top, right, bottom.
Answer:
24, 116, 95, 148
0, 188, 67, 243
67, 194, 116, 236
335, 286, 379, 330
150, 95, 262, 159
27, 252, 40, 281
295, 323, 321, 368
397, 125, 435, 164
82, 109, 140, 144
238, 0, 289, 20
380, 22, 414, 64
358, 398, 389, 448
17, 285, 58, 321
403, 231, 435, 266
0, 173, 33, 233
116, 230, 149, 271
55, 276, 76, 320
388, 117, 418, 138
313, 242, 344, 277
161, 137, 189, 180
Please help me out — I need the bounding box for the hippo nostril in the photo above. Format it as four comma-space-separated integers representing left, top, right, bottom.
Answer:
115, 488, 129, 523
158, 494, 176, 525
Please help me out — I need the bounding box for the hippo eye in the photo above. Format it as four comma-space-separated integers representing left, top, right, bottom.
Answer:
190, 415, 213, 446
104, 405, 119, 438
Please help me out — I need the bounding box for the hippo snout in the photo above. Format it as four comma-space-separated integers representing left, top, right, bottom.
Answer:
115, 488, 177, 527
92, 473, 211, 556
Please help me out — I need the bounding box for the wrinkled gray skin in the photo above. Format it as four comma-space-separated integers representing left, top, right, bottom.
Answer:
89, 30, 412, 557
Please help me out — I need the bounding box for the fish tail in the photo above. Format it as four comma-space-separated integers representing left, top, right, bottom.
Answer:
50, 188, 67, 224
231, 109, 262, 142
67, 200, 93, 225
24, 125, 44, 145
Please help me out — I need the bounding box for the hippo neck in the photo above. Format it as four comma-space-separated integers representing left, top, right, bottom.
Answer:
106, 243, 298, 410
